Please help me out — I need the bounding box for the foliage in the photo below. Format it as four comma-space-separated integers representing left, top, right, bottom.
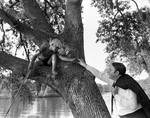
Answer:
0, 73, 35, 103
37, 0, 66, 34
138, 78, 150, 98
92, 0, 150, 76
101, 78, 150, 98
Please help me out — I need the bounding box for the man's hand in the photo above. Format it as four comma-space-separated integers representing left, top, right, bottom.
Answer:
77, 58, 87, 68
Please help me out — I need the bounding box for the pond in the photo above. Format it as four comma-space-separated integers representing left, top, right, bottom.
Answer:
0, 93, 113, 118
0, 97, 73, 118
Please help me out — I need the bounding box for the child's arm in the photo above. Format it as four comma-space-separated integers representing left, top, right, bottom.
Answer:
28, 52, 40, 69
58, 55, 75, 62
28, 42, 48, 69
28, 46, 45, 69
57, 46, 78, 62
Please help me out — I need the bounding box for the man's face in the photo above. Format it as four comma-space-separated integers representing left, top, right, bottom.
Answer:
107, 64, 118, 81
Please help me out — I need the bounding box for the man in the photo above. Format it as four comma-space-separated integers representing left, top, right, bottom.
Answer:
78, 59, 150, 118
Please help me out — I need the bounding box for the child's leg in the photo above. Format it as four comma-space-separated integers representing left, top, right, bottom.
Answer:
48, 54, 58, 77
31, 60, 43, 72
33, 60, 44, 97
52, 54, 58, 75
47, 56, 52, 65
34, 60, 43, 68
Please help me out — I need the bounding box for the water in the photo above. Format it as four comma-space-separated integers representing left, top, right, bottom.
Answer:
0, 97, 74, 118
0, 93, 113, 118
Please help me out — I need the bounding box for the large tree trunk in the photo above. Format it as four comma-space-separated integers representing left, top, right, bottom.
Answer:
0, 0, 111, 118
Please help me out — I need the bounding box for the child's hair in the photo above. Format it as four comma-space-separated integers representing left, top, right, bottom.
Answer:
49, 38, 72, 56
49, 38, 63, 48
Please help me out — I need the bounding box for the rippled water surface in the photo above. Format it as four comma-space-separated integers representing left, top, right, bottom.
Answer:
0, 93, 112, 118
0, 97, 73, 118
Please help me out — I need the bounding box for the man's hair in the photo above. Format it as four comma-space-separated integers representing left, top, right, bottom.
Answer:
112, 62, 126, 75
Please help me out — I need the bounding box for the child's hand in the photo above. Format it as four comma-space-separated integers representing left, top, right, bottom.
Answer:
72, 58, 79, 63
58, 48, 66, 55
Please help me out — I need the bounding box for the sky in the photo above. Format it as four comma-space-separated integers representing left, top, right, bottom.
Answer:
82, 0, 108, 84
82, 0, 150, 83
82, 0, 107, 72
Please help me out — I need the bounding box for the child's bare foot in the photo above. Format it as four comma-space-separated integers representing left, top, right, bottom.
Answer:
52, 70, 58, 75
52, 70, 58, 78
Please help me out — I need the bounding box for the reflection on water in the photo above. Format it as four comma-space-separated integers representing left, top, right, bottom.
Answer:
0, 97, 74, 118
0, 93, 112, 118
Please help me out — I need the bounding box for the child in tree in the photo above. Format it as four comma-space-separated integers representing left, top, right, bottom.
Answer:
28, 38, 75, 78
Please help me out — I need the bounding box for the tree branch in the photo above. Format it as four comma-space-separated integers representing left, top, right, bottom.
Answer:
65, 0, 83, 30
131, 0, 140, 11
0, 51, 28, 75
0, 51, 80, 98
0, 51, 54, 81
22, 0, 54, 34
64, 0, 84, 59
0, 8, 55, 46
9, 0, 20, 8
